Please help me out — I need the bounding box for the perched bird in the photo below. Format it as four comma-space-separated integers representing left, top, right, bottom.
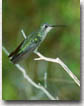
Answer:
9, 23, 66, 64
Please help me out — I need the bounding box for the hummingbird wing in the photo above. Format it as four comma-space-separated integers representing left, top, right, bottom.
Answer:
8, 40, 24, 58
9, 34, 41, 64
8, 33, 34, 58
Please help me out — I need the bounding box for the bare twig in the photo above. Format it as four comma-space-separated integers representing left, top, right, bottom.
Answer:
21, 29, 27, 39
2, 46, 56, 100
44, 72, 47, 88
34, 52, 80, 87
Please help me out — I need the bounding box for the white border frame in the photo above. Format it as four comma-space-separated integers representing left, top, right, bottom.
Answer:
0, 0, 84, 105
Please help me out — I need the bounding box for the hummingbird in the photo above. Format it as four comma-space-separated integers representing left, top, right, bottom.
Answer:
9, 23, 66, 64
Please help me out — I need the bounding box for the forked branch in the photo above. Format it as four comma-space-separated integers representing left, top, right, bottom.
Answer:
34, 52, 80, 87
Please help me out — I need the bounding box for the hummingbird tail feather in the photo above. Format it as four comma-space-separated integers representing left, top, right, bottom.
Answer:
10, 55, 20, 64
10, 56, 17, 64
10, 53, 24, 64
9, 49, 32, 64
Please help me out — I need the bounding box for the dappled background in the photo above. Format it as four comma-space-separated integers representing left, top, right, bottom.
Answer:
3, 0, 80, 100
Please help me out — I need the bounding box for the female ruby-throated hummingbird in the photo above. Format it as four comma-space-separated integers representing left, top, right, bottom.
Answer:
9, 23, 66, 64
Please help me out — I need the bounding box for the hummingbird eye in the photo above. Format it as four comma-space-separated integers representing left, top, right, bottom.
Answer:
45, 25, 48, 28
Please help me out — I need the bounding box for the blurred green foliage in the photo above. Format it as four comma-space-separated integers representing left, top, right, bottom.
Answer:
3, 0, 80, 100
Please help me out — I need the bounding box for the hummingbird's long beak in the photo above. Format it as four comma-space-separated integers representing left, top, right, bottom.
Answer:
51, 25, 67, 27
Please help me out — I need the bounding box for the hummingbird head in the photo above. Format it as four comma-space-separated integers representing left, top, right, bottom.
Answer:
40, 23, 53, 35
40, 23, 66, 35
